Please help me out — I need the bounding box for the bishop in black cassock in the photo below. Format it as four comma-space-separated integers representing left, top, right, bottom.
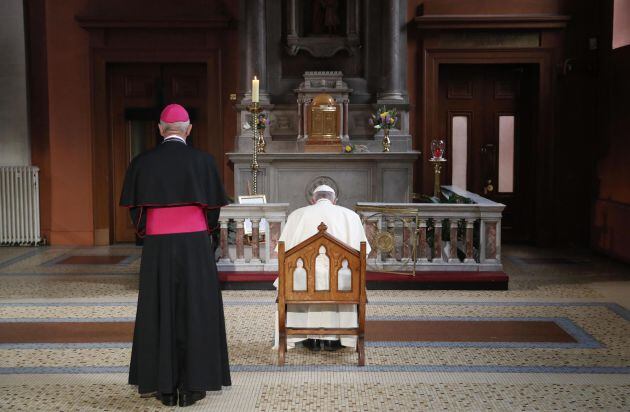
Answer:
120, 104, 231, 407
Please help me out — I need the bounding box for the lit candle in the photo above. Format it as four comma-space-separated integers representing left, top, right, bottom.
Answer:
252, 76, 259, 103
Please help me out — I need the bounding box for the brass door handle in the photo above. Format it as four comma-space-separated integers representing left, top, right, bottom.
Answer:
483, 179, 494, 194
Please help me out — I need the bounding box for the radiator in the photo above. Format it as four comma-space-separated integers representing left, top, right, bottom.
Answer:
0, 166, 41, 245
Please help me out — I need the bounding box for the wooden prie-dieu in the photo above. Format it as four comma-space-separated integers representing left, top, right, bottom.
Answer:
277, 222, 367, 366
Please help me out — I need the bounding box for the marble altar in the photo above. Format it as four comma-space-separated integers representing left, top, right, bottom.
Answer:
227, 151, 420, 212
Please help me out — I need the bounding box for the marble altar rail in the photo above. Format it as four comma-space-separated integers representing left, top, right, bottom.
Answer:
217, 187, 504, 273
356, 187, 505, 273
217, 203, 290, 272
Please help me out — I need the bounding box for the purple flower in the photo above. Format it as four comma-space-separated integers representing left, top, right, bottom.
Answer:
368, 117, 374, 126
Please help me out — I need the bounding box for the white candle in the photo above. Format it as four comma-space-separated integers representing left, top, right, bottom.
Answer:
252, 76, 259, 103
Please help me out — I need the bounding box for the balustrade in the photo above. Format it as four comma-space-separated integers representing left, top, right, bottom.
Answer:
356, 186, 505, 272
216, 203, 290, 272
216, 187, 504, 273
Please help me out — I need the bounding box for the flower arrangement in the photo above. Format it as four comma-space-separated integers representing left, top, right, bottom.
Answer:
243, 112, 270, 131
370, 106, 398, 152
369, 106, 398, 130
344, 143, 355, 153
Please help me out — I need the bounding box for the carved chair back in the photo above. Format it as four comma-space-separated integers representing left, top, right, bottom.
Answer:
277, 222, 366, 366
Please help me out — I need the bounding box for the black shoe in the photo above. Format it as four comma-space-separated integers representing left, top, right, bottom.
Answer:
323, 340, 342, 352
303, 338, 321, 352
155, 392, 177, 407
179, 390, 206, 407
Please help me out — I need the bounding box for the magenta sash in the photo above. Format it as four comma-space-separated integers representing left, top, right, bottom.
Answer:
146, 205, 208, 235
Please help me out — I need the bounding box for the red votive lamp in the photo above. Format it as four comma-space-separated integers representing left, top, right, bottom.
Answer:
430, 139, 446, 160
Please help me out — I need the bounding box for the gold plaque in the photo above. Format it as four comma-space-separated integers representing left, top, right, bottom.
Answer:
306, 93, 342, 152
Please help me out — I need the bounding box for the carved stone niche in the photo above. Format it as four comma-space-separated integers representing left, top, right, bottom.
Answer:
285, 0, 360, 57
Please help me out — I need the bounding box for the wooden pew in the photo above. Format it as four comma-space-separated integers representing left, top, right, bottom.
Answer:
277, 222, 367, 366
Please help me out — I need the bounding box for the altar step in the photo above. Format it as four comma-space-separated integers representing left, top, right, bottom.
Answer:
218, 271, 508, 291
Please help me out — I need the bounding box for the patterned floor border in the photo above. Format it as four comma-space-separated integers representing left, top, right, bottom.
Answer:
39, 253, 140, 267
0, 316, 601, 350
2, 365, 629, 375
0, 249, 48, 270
367, 316, 602, 349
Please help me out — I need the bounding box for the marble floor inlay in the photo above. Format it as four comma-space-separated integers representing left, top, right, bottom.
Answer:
0, 244, 629, 411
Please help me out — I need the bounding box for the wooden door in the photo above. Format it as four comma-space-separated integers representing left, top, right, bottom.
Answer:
109, 63, 208, 243
438, 64, 537, 242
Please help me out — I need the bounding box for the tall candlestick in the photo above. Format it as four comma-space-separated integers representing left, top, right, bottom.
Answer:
252, 76, 259, 103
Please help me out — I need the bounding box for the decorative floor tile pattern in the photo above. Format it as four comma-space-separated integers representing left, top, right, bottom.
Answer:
0, 244, 629, 410
1, 373, 629, 411
0, 302, 628, 371
255, 382, 630, 411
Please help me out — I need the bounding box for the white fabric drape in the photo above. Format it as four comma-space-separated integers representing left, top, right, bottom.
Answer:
273, 199, 371, 349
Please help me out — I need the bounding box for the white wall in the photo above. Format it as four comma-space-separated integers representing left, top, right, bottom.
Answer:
0, 0, 30, 166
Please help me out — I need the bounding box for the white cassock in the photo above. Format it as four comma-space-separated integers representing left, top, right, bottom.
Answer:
273, 198, 371, 349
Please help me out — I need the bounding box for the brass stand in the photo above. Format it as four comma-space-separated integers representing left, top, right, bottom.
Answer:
429, 157, 446, 198
248, 102, 262, 195
382, 128, 391, 152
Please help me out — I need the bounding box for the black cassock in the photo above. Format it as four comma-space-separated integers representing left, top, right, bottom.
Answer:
120, 139, 231, 394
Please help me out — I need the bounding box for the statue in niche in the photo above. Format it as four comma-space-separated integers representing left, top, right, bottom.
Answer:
292, 258, 307, 291
337, 259, 352, 291
315, 245, 330, 290
286, 0, 359, 57
321, 0, 341, 35
305, 0, 345, 36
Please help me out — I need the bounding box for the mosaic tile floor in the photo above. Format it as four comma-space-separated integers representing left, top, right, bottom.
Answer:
0, 245, 629, 411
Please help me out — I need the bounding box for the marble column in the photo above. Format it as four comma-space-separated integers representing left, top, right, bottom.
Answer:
239, 0, 268, 102
433, 219, 443, 262
235, 219, 246, 264
378, 0, 405, 102
250, 219, 261, 263
219, 219, 230, 262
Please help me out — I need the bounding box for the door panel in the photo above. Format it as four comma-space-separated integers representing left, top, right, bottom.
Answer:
109, 63, 209, 243
438, 64, 537, 242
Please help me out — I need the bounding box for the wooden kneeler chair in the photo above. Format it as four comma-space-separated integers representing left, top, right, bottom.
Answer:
277, 222, 367, 366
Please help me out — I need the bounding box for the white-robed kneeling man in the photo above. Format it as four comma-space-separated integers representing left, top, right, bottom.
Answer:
273, 185, 371, 351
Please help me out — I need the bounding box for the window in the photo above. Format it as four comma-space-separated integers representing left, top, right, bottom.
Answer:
451, 116, 468, 190
613, 0, 630, 49
498, 115, 515, 193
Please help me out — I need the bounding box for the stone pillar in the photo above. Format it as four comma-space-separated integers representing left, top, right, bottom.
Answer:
485, 220, 498, 260
464, 219, 475, 263
417, 219, 428, 262
449, 220, 459, 263
235, 219, 246, 263
402, 218, 411, 259
297, 97, 304, 139
250, 218, 261, 263
378, 0, 405, 102
343, 99, 349, 139
385, 216, 397, 262
239, 0, 268, 102
433, 219, 443, 262
219, 218, 230, 262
